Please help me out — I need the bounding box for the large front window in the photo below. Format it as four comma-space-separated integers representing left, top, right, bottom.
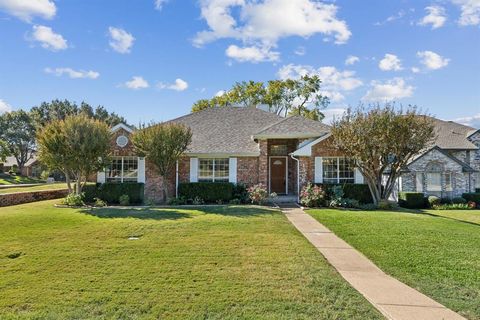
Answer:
426, 172, 442, 192
198, 158, 229, 182
323, 157, 355, 184
106, 156, 138, 183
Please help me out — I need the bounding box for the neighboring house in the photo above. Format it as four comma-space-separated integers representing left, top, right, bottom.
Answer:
98, 108, 479, 202
399, 117, 480, 198
1, 156, 42, 177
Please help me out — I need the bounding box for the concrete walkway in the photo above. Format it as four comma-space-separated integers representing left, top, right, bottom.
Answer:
281, 205, 466, 320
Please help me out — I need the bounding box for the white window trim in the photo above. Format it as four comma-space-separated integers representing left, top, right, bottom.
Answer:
197, 158, 229, 182
106, 156, 139, 183
322, 157, 355, 184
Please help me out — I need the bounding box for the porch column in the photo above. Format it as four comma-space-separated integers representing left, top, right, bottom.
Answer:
258, 139, 268, 187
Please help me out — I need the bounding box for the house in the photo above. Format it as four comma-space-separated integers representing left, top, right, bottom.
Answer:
1, 156, 42, 177
98, 108, 480, 202
398, 117, 480, 198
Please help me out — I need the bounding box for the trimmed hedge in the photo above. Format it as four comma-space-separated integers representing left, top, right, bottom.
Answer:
476, 188, 480, 193
84, 183, 144, 204
178, 182, 234, 203
315, 183, 373, 204
462, 193, 480, 203
398, 192, 425, 209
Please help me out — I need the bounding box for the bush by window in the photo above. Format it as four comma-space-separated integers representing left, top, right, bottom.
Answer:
398, 192, 426, 209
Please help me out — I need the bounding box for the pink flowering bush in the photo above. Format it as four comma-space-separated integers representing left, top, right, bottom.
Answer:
300, 183, 326, 207
247, 183, 270, 204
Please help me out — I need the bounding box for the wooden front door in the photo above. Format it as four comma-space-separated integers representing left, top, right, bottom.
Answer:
270, 157, 287, 194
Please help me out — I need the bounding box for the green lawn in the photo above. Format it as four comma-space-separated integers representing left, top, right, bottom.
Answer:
0, 173, 43, 185
0, 183, 68, 194
308, 208, 480, 320
0, 201, 381, 319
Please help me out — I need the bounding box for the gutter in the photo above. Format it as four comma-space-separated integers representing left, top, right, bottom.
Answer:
290, 154, 300, 203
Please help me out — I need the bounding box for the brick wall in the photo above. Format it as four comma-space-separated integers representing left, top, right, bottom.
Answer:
312, 136, 344, 157
0, 189, 68, 207
237, 157, 259, 186
111, 128, 136, 157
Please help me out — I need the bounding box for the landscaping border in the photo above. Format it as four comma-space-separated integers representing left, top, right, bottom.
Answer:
0, 189, 68, 207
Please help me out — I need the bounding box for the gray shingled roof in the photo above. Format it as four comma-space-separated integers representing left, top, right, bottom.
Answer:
253, 115, 331, 139
428, 117, 478, 150
168, 107, 283, 154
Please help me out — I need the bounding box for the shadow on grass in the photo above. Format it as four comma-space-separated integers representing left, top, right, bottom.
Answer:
80, 205, 277, 221
396, 208, 480, 227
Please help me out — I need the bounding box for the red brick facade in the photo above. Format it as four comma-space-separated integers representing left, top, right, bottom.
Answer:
0, 189, 68, 207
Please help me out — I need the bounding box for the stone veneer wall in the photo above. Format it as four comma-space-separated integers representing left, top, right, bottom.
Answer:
0, 189, 68, 207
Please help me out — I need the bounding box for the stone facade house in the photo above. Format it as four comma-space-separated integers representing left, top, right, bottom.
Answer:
98, 109, 479, 202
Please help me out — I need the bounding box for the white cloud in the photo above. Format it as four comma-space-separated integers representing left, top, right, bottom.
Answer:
30, 25, 68, 51
374, 9, 407, 26
417, 50, 449, 70
44, 67, 100, 79
322, 107, 347, 124
345, 55, 359, 65
451, 0, 480, 26
108, 27, 135, 54
158, 78, 189, 91
123, 76, 149, 90
0, 0, 56, 22
453, 113, 480, 128
378, 53, 402, 71
193, 0, 351, 62
411, 67, 420, 73
226, 44, 279, 63
277, 64, 363, 102
362, 78, 414, 102
294, 46, 306, 56
154, 0, 168, 10
0, 99, 12, 113
419, 6, 447, 29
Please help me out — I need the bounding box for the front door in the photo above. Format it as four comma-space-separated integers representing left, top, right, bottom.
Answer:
270, 157, 287, 194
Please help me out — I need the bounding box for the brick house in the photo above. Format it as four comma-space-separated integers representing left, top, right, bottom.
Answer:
98, 108, 480, 202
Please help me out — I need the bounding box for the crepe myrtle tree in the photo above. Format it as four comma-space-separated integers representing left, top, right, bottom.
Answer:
132, 122, 192, 202
37, 115, 111, 194
331, 104, 435, 205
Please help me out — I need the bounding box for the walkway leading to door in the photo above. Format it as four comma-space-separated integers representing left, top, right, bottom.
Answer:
280, 205, 465, 320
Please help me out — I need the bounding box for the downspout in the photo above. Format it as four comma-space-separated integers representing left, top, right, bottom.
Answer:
290, 154, 300, 203
175, 160, 179, 198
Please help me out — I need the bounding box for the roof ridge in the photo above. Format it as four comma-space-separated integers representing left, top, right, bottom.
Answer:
255, 116, 290, 134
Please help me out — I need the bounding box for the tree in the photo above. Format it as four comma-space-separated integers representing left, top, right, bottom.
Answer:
191, 75, 329, 121
37, 115, 111, 194
0, 110, 36, 174
0, 139, 10, 162
132, 123, 192, 202
331, 104, 436, 205
30, 99, 127, 128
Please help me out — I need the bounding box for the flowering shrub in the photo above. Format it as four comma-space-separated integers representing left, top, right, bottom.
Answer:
247, 184, 270, 204
468, 201, 477, 209
300, 183, 326, 207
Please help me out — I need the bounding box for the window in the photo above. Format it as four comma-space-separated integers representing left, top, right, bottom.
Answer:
198, 158, 229, 182
270, 145, 288, 156
475, 173, 480, 189
322, 157, 355, 184
426, 172, 441, 192
444, 173, 453, 191
106, 156, 138, 183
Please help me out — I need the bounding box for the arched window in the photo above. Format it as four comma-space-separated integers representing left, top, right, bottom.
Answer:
425, 161, 443, 192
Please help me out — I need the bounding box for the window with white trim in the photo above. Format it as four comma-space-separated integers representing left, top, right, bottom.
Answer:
444, 173, 453, 191
475, 173, 480, 189
198, 158, 229, 182
322, 157, 355, 184
106, 156, 138, 183
426, 172, 441, 192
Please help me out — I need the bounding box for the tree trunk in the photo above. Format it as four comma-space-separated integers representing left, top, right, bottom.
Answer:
65, 173, 72, 194
76, 172, 82, 195
162, 176, 169, 204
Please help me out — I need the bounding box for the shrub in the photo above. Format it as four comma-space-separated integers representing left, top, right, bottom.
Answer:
300, 183, 326, 207
247, 183, 270, 204
398, 192, 425, 209
83, 183, 144, 204
232, 183, 249, 203
378, 200, 399, 210
94, 198, 107, 207
468, 201, 477, 209
62, 193, 85, 207
341, 198, 361, 209
452, 197, 467, 204
359, 203, 378, 211
432, 203, 472, 210
462, 193, 480, 203
192, 196, 204, 205
316, 183, 373, 204
229, 198, 241, 205
428, 196, 441, 207
167, 197, 186, 206
178, 182, 233, 203
476, 188, 480, 193
119, 194, 130, 206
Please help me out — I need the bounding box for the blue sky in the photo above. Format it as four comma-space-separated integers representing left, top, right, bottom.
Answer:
0, 0, 479, 127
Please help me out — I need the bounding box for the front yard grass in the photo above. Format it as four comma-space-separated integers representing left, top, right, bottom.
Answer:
308, 208, 480, 320
0, 173, 42, 185
0, 183, 68, 194
0, 201, 381, 319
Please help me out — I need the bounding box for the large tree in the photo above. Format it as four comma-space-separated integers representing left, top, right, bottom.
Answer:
0, 110, 36, 174
31, 99, 127, 128
132, 123, 192, 202
191, 75, 329, 121
331, 104, 436, 205
37, 115, 111, 194
0, 139, 10, 162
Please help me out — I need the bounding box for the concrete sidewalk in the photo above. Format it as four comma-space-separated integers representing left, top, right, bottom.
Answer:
281, 206, 465, 320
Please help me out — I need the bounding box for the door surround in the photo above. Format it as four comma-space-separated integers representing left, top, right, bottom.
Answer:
269, 156, 288, 195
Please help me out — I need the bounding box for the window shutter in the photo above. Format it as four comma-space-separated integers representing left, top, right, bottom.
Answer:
229, 158, 237, 183
314, 157, 323, 183
137, 157, 146, 183
190, 158, 198, 182
416, 173, 423, 192
97, 171, 106, 184
354, 168, 364, 184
